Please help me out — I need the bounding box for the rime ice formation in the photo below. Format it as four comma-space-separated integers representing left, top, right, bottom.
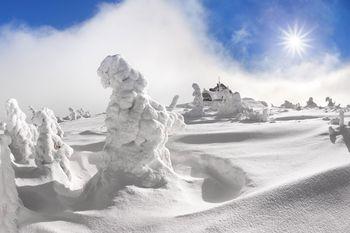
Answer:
281, 100, 301, 110
0, 135, 20, 233
97, 54, 184, 187
185, 83, 204, 117
240, 108, 269, 122
218, 89, 243, 117
5, 99, 37, 164
33, 107, 64, 138
326, 97, 335, 107
167, 95, 179, 111
68, 107, 79, 120
33, 110, 73, 180
329, 111, 350, 152
306, 97, 318, 108
76, 108, 91, 118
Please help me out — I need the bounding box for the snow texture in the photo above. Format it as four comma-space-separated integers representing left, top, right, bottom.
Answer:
218, 89, 243, 117
97, 54, 184, 187
0, 135, 20, 233
33, 109, 73, 180
185, 83, 204, 117
5, 99, 37, 164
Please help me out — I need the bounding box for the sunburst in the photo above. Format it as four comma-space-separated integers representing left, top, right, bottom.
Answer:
280, 24, 312, 57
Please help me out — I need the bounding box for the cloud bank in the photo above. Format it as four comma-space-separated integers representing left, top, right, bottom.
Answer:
0, 0, 348, 117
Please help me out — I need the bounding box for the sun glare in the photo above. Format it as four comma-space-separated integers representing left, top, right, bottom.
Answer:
280, 24, 312, 57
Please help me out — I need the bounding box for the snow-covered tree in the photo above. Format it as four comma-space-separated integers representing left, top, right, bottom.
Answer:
5, 99, 37, 164
32, 107, 64, 138
0, 134, 20, 233
33, 110, 73, 180
68, 107, 79, 120
185, 83, 204, 117
97, 54, 184, 187
306, 97, 317, 108
218, 89, 243, 117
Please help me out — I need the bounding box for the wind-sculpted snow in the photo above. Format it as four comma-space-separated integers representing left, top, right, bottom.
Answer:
33, 109, 73, 180
185, 83, 204, 118
97, 54, 184, 188
32, 107, 64, 138
0, 135, 20, 233
329, 110, 350, 152
5, 99, 37, 164
218, 90, 243, 117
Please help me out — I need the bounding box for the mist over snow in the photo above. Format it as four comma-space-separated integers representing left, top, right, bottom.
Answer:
0, 0, 349, 118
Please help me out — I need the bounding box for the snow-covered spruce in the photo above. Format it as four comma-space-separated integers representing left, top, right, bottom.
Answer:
185, 83, 204, 117
306, 97, 318, 108
0, 135, 20, 233
329, 110, 350, 152
33, 109, 73, 180
5, 99, 37, 164
68, 107, 79, 120
217, 89, 243, 117
32, 107, 64, 138
97, 54, 184, 187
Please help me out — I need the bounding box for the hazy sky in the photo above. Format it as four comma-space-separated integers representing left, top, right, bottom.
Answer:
0, 0, 349, 117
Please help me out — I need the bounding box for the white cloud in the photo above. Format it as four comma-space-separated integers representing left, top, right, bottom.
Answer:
0, 0, 348, 118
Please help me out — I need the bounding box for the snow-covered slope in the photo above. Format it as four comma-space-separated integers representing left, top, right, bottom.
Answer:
18, 109, 350, 233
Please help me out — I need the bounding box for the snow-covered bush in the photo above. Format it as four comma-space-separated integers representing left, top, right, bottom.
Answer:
281, 100, 301, 110
185, 83, 204, 117
239, 108, 269, 122
217, 89, 242, 117
0, 134, 20, 233
329, 110, 350, 152
5, 99, 37, 164
68, 107, 79, 120
97, 54, 184, 187
306, 97, 317, 108
33, 109, 73, 180
326, 97, 335, 107
33, 107, 64, 138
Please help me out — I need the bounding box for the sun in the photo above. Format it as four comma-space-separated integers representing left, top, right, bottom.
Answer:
280, 24, 312, 57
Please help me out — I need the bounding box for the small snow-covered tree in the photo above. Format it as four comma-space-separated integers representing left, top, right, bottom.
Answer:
185, 83, 204, 117
33, 110, 73, 180
218, 89, 243, 117
97, 54, 184, 187
68, 107, 79, 120
5, 99, 37, 164
306, 97, 317, 108
0, 135, 20, 233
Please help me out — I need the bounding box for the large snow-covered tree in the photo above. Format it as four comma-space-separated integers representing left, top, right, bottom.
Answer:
97, 54, 184, 187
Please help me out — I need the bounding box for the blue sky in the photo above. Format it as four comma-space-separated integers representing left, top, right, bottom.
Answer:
0, 0, 349, 67
0, 0, 349, 115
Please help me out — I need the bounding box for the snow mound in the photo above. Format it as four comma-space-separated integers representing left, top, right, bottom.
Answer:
0, 135, 20, 233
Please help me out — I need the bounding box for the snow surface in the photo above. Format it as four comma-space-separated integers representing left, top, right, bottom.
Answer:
16, 107, 350, 233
